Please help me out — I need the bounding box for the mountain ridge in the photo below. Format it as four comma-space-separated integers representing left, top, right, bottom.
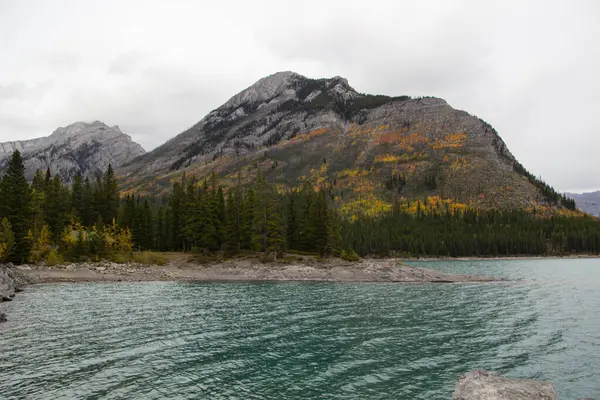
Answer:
0, 121, 145, 183
566, 191, 600, 217
120, 71, 573, 214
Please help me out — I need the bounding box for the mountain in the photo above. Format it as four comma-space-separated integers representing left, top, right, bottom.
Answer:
121, 71, 571, 211
566, 191, 600, 217
0, 121, 145, 183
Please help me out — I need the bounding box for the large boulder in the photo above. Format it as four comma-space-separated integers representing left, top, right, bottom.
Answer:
0, 265, 16, 301
5, 263, 30, 292
453, 370, 556, 400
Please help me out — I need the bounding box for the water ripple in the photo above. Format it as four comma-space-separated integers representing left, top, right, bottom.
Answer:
2, 259, 600, 399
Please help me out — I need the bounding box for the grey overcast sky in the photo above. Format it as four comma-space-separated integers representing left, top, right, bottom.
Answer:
0, 0, 599, 192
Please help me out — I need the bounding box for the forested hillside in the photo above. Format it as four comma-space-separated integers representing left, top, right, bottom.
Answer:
1, 149, 599, 265
120, 72, 575, 214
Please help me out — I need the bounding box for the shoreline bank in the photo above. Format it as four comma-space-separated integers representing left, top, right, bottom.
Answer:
14, 258, 502, 286
404, 254, 600, 261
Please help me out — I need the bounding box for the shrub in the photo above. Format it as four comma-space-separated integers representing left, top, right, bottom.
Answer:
341, 249, 360, 262
46, 249, 61, 266
110, 252, 129, 264
132, 251, 166, 265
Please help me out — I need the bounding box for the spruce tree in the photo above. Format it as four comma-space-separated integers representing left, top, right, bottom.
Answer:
168, 178, 186, 251
29, 188, 46, 251
156, 207, 166, 251
313, 190, 330, 256
102, 164, 120, 225
265, 188, 285, 260
2, 151, 32, 263
251, 174, 269, 252
45, 175, 69, 243
82, 177, 94, 226
286, 192, 298, 251
183, 179, 201, 250
142, 199, 155, 250
215, 186, 226, 250
224, 191, 241, 253
200, 179, 218, 251
71, 174, 85, 222
241, 188, 256, 250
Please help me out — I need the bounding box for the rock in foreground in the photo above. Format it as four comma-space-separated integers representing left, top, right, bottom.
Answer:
453, 370, 556, 400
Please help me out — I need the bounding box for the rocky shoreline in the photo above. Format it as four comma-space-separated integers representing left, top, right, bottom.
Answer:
17, 258, 501, 284
0, 263, 30, 322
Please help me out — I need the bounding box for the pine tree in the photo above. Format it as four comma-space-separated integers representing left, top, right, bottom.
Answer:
29, 188, 46, 255
43, 168, 52, 192
265, 188, 285, 260
224, 191, 241, 253
31, 169, 45, 193
200, 179, 218, 251
82, 177, 94, 226
102, 164, 120, 225
327, 210, 342, 257
45, 175, 69, 243
313, 190, 330, 256
183, 179, 201, 250
71, 174, 85, 222
156, 207, 166, 251
251, 174, 269, 252
286, 192, 298, 251
241, 188, 256, 250
298, 182, 316, 252
168, 178, 186, 251
215, 186, 226, 250
142, 199, 155, 250
2, 151, 32, 263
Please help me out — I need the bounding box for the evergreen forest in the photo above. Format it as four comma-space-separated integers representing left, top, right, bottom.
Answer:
1, 150, 599, 265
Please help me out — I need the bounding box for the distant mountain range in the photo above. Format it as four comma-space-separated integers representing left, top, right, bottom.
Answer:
0, 72, 578, 212
566, 191, 600, 217
0, 121, 145, 182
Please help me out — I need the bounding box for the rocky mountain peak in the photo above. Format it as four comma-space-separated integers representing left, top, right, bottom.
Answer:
0, 121, 145, 182
220, 71, 304, 111
122, 71, 569, 210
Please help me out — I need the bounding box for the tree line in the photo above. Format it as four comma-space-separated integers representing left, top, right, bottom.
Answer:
1, 149, 599, 265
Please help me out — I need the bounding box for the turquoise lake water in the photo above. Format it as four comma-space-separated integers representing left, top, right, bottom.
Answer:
1, 259, 599, 399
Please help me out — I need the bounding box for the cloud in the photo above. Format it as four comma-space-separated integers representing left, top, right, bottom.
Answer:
0, 0, 598, 192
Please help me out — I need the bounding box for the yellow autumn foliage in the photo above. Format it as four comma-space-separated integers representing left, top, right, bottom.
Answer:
375, 153, 401, 163
27, 224, 52, 263
431, 132, 467, 150
340, 194, 392, 221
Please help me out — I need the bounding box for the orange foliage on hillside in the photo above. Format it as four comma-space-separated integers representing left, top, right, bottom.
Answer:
398, 196, 471, 216
375, 153, 401, 163
337, 168, 369, 179
340, 194, 392, 221
352, 179, 378, 193
431, 133, 467, 150
378, 132, 429, 151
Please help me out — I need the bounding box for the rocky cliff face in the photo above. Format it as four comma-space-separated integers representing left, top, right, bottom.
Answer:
120, 71, 561, 209
0, 121, 145, 182
566, 191, 600, 217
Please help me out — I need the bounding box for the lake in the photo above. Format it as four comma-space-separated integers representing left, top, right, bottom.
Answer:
1, 259, 599, 399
